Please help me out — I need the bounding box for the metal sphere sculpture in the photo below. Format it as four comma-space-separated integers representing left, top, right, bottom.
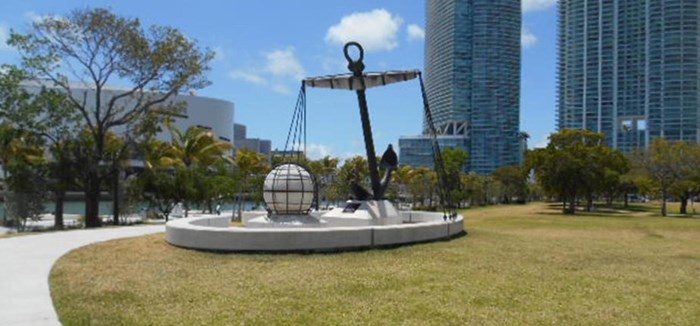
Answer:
263, 164, 315, 215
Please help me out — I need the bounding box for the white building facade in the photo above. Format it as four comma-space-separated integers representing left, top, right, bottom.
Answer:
21, 82, 235, 148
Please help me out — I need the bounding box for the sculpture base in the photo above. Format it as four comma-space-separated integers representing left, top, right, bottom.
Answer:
245, 214, 326, 228
320, 200, 402, 227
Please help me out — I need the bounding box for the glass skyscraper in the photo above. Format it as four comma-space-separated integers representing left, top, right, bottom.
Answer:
558, 0, 700, 151
400, 0, 522, 175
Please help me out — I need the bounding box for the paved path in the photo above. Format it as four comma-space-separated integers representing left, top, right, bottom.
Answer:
0, 225, 165, 325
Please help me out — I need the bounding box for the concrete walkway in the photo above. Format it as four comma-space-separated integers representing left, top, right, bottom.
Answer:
0, 225, 165, 325
0, 226, 11, 235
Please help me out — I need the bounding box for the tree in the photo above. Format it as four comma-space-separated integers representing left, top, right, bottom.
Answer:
164, 124, 233, 215
308, 156, 339, 209
492, 165, 528, 204
9, 8, 214, 227
137, 166, 194, 220
137, 138, 182, 220
439, 147, 468, 206
407, 167, 437, 209
636, 138, 697, 216
333, 156, 370, 201
164, 123, 233, 169
524, 129, 628, 214
103, 132, 133, 225
392, 165, 415, 204
4, 162, 49, 231
0, 124, 44, 224
1, 64, 82, 229
233, 148, 270, 219
584, 145, 629, 210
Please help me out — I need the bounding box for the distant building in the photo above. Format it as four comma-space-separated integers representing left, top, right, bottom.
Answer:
21, 81, 235, 149
233, 123, 272, 160
399, 135, 470, 169
233, 124, 247, 142
271, 149, 304, 160
399, 0, 522, 174
558, 0, 700, 151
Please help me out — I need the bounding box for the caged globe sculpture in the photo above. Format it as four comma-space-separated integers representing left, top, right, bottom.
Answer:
263, 164, 315, 215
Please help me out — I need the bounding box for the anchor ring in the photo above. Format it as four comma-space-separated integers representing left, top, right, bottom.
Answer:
344, 41, 364, 65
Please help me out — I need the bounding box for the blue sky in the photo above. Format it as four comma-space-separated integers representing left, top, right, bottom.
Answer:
0, 0, 557, 159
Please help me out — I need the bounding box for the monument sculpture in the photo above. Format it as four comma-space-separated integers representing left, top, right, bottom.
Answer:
165, 42, 464, 252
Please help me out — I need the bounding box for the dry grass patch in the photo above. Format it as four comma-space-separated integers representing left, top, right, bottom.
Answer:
51, 203, 700, 325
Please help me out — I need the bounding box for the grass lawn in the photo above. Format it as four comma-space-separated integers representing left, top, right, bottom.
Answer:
50, 202, 700, 325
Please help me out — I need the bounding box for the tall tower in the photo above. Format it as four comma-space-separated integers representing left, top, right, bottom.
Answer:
558, 0, 700, 151
423, 0, 521, 174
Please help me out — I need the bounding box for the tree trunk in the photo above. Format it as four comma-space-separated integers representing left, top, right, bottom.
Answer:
624, 193, 629, 208
2, 169, 7, 225
569, 200, 576, 214
562, 198, 567, 214
680, 192, 688, 215
84, 172, 102, 228
661, 188, 668, 217
568, 197, 576, 214
54, 190, 64, 229
586, 194, 593, 212
112, 171, 120, 225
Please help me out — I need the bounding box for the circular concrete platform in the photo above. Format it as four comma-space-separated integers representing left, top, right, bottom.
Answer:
165, 211, 464, 252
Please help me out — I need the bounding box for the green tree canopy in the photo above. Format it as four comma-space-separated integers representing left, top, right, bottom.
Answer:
635, 138, 700, 216
525, 129, 628, 214
492, 165, 528, 204
8, 7, 214, 227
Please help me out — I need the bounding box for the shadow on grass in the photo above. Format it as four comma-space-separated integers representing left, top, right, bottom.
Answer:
536, 202, 700, 220
538, 202, 657, 218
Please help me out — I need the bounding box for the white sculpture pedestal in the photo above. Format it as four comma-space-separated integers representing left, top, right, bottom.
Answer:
245, 214, 326, 228
320, 200, 402, 227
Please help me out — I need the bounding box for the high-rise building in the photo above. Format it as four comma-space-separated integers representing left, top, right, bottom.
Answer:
400, 0, 522, 175
558, 0, 700, 151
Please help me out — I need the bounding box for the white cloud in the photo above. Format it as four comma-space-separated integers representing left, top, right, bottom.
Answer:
228, 47, 305, 95
228, 70, 268, 86
305, 144, 334, 160
325, 9, 403, 52
320, 56, 346, 73
522, 0, 557, 13
212, 46, 225, 62
23, 11, 64, 23
340, 152, 365, 161
270, 83, 292, 95
0, 24, 11, 51
406, 24, 425, 42
521, 27, 537, 49
265, 48, 305, 80
24, 11, 43, 23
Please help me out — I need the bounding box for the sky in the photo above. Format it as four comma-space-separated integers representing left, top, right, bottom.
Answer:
0, 0, 558, 159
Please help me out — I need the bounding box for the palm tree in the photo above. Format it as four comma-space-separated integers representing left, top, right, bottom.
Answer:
166, 123, 234, 168
233, 148, 270, 219
309, 156, 340, 208
166, 124, 233, 216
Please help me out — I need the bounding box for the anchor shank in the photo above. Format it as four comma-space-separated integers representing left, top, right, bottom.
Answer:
355, 89, 382, 199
